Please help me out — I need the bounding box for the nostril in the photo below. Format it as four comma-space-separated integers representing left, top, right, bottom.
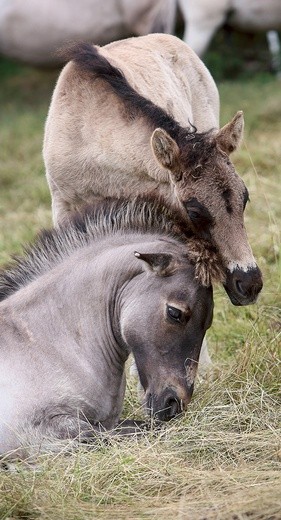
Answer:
165, 397, 180, 419
235, 279, 247, 296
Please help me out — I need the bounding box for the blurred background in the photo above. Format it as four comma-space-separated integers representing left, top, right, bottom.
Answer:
0, 0, 280, 75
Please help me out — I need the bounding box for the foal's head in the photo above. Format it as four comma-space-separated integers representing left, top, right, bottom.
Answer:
151, 111, 263, 306
120, 244, 217, 421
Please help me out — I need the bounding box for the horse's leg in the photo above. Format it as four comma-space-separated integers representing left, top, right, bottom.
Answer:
35, 414, 103, 444
112, 419, 149, 436
266, 31, 281, 77
178, 0, 228, 56
46, 415, 149, 442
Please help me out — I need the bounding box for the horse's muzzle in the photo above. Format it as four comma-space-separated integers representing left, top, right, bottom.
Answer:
146, 387, 192, 422
224, 265, 263, 306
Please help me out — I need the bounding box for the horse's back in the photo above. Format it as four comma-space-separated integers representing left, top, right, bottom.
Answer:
54, 33, 219, 130
44, 34, 219, 216
101, 34, 219, 129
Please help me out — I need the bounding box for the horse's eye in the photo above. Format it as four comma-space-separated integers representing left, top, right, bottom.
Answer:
167, 305, 183, 323
187, 209, 201, 221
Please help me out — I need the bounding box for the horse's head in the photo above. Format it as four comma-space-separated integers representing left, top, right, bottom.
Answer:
151, 111, 263, 306
120, 245, 218, 421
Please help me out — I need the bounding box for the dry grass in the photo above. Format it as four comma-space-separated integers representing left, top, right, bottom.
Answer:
1, 364, 280, 519
0, 58, 280, 519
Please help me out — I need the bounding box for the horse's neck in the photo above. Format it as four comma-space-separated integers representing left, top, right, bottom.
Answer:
3, 241, 134, 364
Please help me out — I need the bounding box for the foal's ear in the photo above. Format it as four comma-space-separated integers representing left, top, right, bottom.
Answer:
216, 111, 244, 155
151, 128, 182, 181
134, 251, 174, 276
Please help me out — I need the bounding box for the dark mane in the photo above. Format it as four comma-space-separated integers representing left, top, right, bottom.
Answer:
61, 42, 211, 147
0, 195, 195, 301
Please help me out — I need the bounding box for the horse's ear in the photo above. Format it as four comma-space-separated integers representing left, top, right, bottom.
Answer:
134, 251, 174, 276
151, 128, 182, 182
216, 111, 244, 155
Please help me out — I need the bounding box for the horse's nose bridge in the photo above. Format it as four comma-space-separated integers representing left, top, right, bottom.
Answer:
159, 359, 197, 390
213, 217, 263, 303
214, 214, 257, 271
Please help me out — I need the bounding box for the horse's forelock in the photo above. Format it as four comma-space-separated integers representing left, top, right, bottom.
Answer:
177, 128, 217, 174
186, 238, 225, 287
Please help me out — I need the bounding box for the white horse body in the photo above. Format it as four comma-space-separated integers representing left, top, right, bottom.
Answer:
0, 0, 176, 64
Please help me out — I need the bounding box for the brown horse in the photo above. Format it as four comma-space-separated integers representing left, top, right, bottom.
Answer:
43, 34, 262, 307
0, 195, 222, 459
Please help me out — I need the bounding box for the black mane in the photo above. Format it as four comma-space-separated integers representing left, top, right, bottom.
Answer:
62, 42, 209, 146
0, 195, 194, 301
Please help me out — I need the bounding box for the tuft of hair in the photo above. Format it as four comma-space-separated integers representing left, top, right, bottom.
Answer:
187, 238, 226, 287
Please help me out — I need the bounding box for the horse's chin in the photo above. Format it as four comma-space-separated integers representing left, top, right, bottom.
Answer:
223, 286, 255, 306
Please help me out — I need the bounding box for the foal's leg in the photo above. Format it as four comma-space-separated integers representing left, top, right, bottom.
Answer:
45, 416, 150, 446
113, 419, 149, 436
37, 413, 150, 441
47, 178, 75, 226
37, 414, 103, 445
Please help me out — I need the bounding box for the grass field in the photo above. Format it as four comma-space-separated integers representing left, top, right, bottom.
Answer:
0, 56, 280, 519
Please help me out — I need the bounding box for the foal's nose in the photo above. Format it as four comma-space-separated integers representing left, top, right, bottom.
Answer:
233, 267, 263, 302
163, 394, 181, 421
153, 389, 183, 422
224, 266, 263, 305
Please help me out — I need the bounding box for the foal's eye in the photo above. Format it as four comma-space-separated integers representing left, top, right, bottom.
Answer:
187, 209, 201, 221
167, 305, 183, 323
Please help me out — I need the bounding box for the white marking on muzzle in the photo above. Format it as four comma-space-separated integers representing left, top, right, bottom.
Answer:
227, 260, 257, 273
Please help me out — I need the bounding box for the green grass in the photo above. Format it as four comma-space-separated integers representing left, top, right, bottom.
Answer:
0, 57, 280, 519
